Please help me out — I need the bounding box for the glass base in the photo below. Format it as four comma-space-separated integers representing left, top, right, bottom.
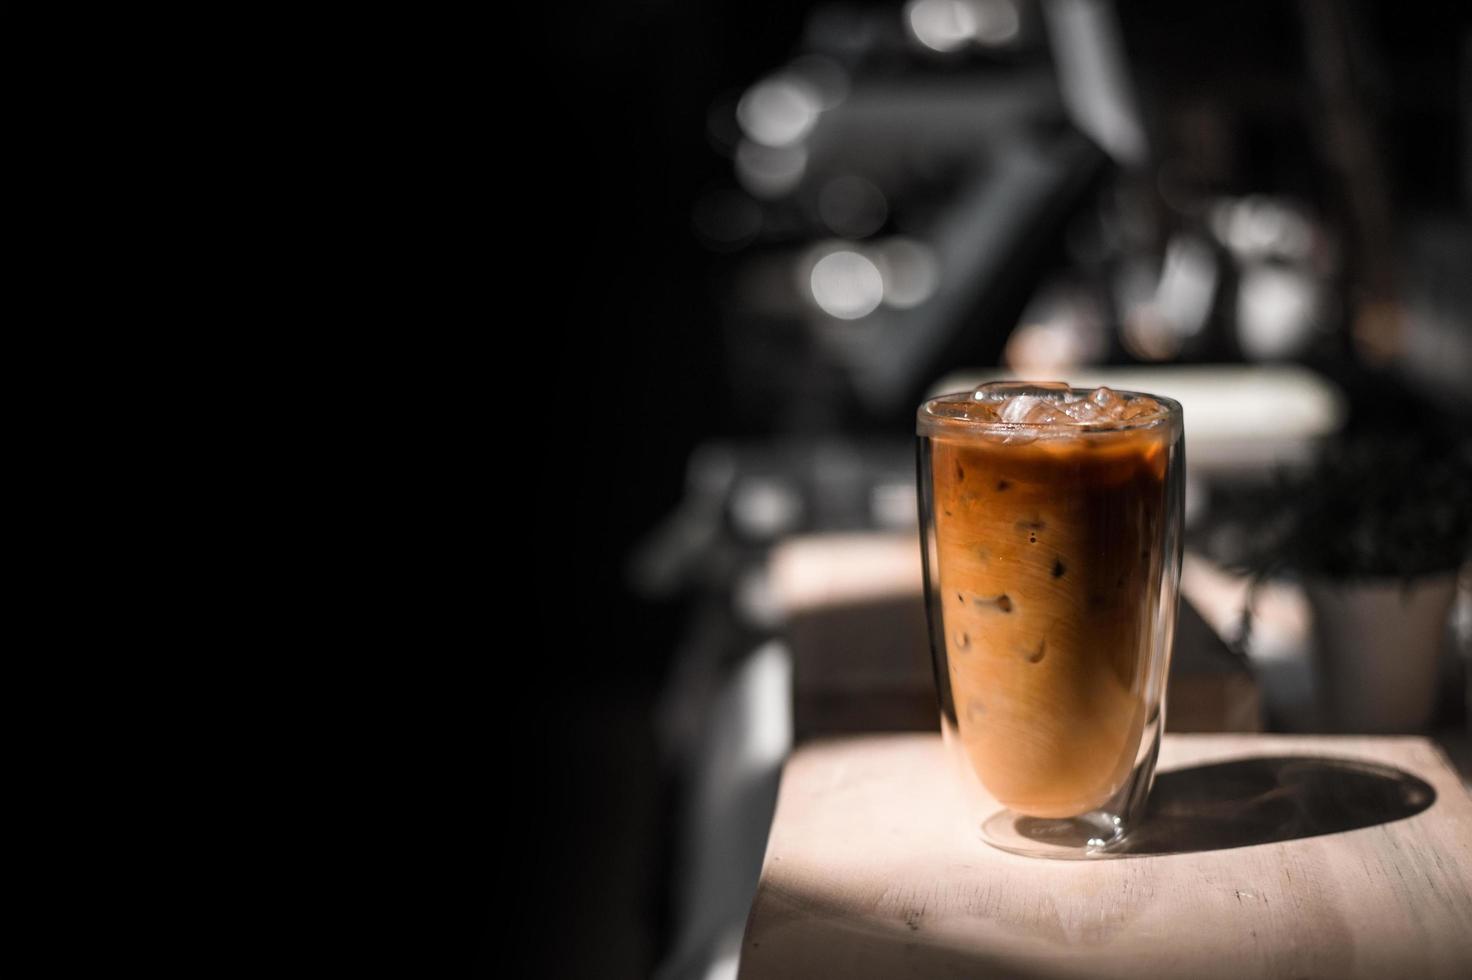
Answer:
981, 807, 1133, 859
975, 726, 1160, 860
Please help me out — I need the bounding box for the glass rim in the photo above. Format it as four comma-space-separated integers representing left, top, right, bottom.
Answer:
918, 383, 1183, 438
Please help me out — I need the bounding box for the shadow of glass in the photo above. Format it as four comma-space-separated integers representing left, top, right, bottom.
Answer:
1020, 756, 1435, 856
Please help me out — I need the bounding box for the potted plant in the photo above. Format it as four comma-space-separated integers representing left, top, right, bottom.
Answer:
1240, 435, 1472, 732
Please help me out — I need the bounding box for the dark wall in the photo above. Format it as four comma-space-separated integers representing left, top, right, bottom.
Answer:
501, 3, 822, 975
523, 0, 821, 690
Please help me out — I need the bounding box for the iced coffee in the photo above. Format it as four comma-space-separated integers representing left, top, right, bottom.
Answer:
917, 382, 1184, 842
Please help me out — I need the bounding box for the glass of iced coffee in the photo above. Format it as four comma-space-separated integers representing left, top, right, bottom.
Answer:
917, 381, 1184, 857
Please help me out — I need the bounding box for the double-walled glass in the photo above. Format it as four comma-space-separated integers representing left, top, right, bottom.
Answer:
917, 383, 1184, 857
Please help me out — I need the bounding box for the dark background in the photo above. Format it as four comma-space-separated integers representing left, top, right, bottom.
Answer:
511, 4, 802, 972
501, 1, 1470, 974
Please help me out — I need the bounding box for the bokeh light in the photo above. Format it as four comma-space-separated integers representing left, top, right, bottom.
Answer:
810, 249, 885, 319
873, 237, 940, 309
906, 0, 977, 53
736, 140, 807, 198
737, 74, 823, 148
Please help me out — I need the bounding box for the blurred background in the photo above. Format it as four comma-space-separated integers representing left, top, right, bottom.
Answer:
509, 1, 1472, 975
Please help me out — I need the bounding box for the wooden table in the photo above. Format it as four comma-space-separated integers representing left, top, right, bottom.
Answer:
741, 734, 1472, 979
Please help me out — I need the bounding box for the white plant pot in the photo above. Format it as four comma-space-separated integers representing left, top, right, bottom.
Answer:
1305, 573, 1458, 733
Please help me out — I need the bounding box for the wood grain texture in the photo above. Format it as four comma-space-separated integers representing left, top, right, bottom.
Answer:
740, 734, 1472, 979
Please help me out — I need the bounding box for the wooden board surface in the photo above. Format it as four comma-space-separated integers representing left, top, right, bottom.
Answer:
741, 734, 1472, 979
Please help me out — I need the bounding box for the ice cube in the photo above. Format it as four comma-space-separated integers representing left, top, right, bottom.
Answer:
1000, 395, 1044, 423
960, 401, 1000, 421
1023, 399, 1066, 424
1026, 381, 1072, 400
1090, 386, 1123, 414
971, 383, 1010, 403
973, 381, 1071, 403
1058, 398, 1101, 422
